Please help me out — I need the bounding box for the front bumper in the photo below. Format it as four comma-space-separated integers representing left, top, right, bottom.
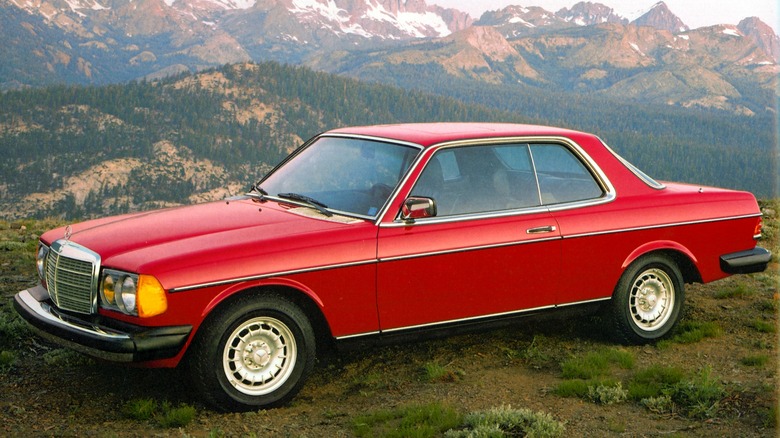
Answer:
13, 285, 191, 363
720, 247, 772, 274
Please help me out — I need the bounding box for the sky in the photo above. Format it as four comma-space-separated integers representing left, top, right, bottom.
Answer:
427, 0, 779, 32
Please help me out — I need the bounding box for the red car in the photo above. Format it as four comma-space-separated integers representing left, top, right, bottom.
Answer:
14, 123, 770, 411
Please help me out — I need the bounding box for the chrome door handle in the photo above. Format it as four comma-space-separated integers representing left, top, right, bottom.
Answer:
526, 225, 557, 234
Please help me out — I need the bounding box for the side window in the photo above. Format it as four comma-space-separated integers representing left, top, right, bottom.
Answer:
530, 144, 603, 204
410, 144, 541, 217
436, 150, 461, 181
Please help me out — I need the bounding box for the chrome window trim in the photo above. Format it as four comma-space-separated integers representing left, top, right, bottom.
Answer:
258, 132, 425, 223
381, 136, 616, 228
334, 296, 611, 340
317, 133, 426, 224
599, 138, 665, 190
527, 143, 544, 205
382, 205, 553, 227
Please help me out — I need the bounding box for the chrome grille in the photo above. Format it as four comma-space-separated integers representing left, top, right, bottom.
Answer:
45, 240, 100, 314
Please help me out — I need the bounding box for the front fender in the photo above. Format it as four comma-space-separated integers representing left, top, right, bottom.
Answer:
201, 277, 325, 320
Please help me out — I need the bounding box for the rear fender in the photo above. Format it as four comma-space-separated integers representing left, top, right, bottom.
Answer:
622, 241, 698, 273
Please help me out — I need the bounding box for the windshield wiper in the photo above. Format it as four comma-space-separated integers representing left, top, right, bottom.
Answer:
246, 184, 269, 201
277, 193, 333, 217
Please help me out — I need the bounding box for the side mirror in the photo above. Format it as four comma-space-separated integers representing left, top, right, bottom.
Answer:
401, 197, 437, 222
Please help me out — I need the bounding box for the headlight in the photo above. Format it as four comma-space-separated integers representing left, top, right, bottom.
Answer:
117, 275, 137, 314
100, 270, 167, 318
36, 243, 49, 282
101, 275, 116, 306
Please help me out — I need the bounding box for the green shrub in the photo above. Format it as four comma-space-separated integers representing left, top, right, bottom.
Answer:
560, 348, 633, 380
353, 402, 461, 438
740, 355, 769, 367
641, 395, 675, 415
668, 321, 722, 344
553, 379, 590, 398
0, 310, 30, 349
123, 398, 158, 421
347, 370, 387, 397
587, 382, 628, 405
123, 399, 196, 428
760, 404, 778, 428
423, 362, 463, 382
628, 365, 685, 400
42, 348, 93, 367
0, 350, 16, 373
713, 283, 753, 299
522, 335, 551, 368
749, 319, 776, 333
667, 367, 726, 419
445, 405, 565, 438
157, 402, 196, 428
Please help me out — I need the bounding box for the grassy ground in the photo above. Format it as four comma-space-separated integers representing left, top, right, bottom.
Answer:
0, 202, 777, 437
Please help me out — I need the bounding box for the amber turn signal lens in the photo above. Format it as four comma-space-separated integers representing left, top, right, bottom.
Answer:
136, 275, 168, 318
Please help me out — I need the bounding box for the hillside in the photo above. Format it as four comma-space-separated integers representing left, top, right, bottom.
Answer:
0, 61, 775, 221
0, 62, 515, 220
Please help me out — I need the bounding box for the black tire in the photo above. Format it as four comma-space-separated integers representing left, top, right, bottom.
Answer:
188, 293, 316, 411
611, 254, 684, 344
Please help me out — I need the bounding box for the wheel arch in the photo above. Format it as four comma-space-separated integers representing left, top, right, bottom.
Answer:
621, 241, 702, 284
193, 281, 335, 356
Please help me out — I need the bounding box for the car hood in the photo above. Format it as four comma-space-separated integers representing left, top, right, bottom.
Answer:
42, 198, 377, 290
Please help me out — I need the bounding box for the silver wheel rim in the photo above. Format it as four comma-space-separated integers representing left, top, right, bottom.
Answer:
222, 316, 297, 396
629, 268, 675, 332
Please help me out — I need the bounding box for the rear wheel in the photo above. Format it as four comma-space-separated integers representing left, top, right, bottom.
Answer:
611, 254, 684, 344
189, 293, 315, 411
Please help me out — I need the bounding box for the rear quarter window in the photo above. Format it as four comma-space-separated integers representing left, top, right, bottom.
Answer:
530, 144, 604, 204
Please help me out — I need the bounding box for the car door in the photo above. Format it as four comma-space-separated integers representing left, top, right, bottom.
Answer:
527, 141, 615, 305
375, 143, 562, 332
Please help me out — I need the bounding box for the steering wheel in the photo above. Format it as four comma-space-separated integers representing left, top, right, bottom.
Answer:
369, 183, 393, 200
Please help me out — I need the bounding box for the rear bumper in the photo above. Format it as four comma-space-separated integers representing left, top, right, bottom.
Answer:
720, 247, 772, 274
13, 285, 191, 363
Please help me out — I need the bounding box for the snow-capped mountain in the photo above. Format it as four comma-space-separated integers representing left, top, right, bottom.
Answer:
285, 0, 467, 39
1, 0, 777, 115
557, 1, 627, 26
630, 1, 688, 33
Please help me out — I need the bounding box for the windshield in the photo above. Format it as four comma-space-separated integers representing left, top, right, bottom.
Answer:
260, 136, 420, 218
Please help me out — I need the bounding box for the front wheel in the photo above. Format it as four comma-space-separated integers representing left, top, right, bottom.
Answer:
611, 254, 685, 344
188, 293, 316, 411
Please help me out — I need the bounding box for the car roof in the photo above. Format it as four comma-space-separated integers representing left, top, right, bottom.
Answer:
326, 123, 589, 148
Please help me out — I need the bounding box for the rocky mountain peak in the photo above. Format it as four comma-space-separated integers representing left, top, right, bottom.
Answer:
631, 1, 688, 33
556, 1, 627, 26
738, 17, 780, 62
477, 5, 566, 28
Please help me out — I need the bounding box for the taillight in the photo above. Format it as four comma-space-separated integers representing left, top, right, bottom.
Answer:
753, 217, 763, 240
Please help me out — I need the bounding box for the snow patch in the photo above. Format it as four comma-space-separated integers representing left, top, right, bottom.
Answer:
190, 0, 256, 9
629, 42, 647, 57
509, 16, 534, 28
291, 0, 451, 38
